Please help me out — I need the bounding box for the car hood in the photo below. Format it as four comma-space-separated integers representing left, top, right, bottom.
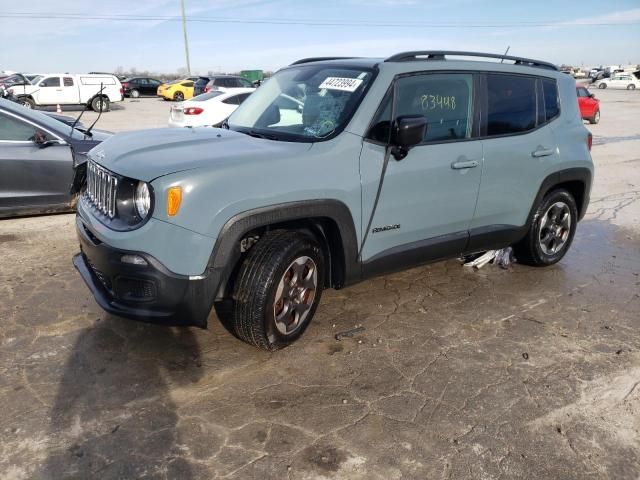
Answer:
88, 127, 313, 182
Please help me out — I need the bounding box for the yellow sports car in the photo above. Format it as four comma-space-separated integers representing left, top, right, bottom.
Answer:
157, 79, 195, 101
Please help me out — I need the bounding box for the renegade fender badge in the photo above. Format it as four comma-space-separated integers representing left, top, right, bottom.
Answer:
372, 224, 400, 234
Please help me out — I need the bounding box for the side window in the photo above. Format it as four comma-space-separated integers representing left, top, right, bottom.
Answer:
576, 87, 589, 98
487, 74, 536, 136
63, 77, 74, 87
222, 95, 240, 105
542, 78, 560, 121
181, 81, 194, 87
395, 73, 473, 143
40, 77, 61, 87
239, 78, 253, 88
0, 113, 38, 141
148, 79, 160, 86
237, 93, 251, 104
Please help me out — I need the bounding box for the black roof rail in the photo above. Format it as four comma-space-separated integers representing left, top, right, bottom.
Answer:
384, 51, 558, 71
290, 57, 358, 66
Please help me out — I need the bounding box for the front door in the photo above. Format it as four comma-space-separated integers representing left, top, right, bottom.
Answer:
35, 76, 62, 105
0, 111, 73, 212
359, 72, 482, 272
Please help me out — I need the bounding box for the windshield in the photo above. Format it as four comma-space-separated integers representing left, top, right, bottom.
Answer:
227, 65, 374, 142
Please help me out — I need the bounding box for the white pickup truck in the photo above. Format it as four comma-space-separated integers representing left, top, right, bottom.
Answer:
10, 73, 123, 112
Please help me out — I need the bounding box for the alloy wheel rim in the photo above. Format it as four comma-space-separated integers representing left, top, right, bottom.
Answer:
273, 256, 317, 335
539, 202, 571, 255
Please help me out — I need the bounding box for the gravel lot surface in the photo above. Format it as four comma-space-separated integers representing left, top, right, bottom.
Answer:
0, 89, 639, 479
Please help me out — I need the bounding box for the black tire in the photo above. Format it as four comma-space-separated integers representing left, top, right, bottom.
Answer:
598, 83, 607, 89
231, 230, 325, 350
19, 97, 35, 109
589, 109, 600, 124
513, 189, 578, 267
627, 84, 636, 90
130, 89, 140, 98
91, 96, 110, 112
173, 91, 184, 102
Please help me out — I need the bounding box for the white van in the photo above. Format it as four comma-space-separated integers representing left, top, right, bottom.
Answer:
10, 74, 123, 111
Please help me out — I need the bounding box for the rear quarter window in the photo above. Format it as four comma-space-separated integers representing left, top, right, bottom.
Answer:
542, 78, 559, 121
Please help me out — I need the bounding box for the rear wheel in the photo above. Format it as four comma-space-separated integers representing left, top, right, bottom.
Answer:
513, 189, 578, 267
173, 91, 184, 102
598, 83, 607, 89
627, 84, 636, 90
130, 89, 140, 98
589, 109, 600, 124
91, 96, 110, 112
230, 230, 325, 350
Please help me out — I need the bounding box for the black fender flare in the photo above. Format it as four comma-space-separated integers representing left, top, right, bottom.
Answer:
208, 199, 360, 300
528, 167, 592, 224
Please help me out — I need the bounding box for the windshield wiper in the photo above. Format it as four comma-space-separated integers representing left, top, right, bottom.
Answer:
245, 129, 280, 140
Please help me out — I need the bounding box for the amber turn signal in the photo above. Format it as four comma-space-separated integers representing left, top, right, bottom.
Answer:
167, 186, 182, 216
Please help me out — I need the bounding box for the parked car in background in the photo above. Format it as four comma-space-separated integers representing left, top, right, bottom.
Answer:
74, 51, 593, 350
0, 98, 111, 217
577, 86, 600, 124
204, 75, 254, 93
168, 88, 254, 128
122, 77, 163, 98
193, 76, 211, 96
157, 79, 195, 101
10, 73, 123, 111
595, 73, 640, 90
0, 73, 32, 90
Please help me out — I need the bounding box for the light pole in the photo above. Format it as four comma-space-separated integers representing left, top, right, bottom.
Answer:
180, 0, 191, 75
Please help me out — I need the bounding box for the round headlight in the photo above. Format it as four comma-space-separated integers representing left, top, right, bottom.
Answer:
134, 181, 151, 219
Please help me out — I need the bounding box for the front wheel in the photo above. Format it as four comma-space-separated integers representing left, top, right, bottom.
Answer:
91, 96, 110, 112
513, 189, 578, 267
627, 84, 636, 90
589, 109, 600, 124
230, 230, 325, 350
598, 83, 607, 89
19, 97, 35, 109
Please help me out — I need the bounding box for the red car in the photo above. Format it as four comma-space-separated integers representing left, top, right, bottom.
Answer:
577, 86, 600, 124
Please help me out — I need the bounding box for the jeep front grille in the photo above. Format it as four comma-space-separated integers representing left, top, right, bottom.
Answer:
85, 160, 118, 218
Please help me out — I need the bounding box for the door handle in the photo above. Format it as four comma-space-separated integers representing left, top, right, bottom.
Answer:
531, 148, 554, 158
451, 160, 479, 170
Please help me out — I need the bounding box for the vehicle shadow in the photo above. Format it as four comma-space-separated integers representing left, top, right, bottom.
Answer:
39, 316, 203, 479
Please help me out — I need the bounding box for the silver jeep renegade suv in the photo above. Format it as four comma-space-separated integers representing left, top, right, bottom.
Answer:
73, 51, 593, 349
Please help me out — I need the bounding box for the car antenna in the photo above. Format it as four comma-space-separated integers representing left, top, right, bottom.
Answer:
500, 46, 510, 63
71, 83, 105, 136
84, 83, 106, 137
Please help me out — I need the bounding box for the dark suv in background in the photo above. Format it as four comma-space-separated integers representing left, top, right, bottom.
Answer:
122, 77, 164, 98
204, 75, 254, 92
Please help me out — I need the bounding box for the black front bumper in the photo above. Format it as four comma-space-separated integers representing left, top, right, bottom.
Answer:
73, 216, 216, 327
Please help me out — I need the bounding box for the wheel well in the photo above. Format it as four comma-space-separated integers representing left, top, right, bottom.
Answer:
552, 180, 586, 217
230, 217, 346, 293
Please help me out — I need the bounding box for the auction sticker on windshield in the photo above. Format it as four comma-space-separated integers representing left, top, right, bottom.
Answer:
319, 77, 363, 92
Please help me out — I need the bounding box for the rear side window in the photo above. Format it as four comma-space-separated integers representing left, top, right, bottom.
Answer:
222, 95, 241, 105
542, 79, 559, 121
181, 81, 194, 87
487, 74, 536, 136
63, 77, 74, 87
576, 87, 590, 98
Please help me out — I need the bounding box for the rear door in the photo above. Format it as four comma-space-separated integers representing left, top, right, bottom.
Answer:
61, 76, 79, 103
360, 72, 483, 267
0, 111, 74, 212
470, 73, 560, 248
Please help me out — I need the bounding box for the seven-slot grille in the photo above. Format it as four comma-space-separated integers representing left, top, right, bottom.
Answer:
85, 160, 118, 218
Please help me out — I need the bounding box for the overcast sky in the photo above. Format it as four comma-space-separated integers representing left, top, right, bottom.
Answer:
1, 0, 639, 74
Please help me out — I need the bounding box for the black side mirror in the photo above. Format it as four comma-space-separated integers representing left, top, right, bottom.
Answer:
390, 115, 427, 160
